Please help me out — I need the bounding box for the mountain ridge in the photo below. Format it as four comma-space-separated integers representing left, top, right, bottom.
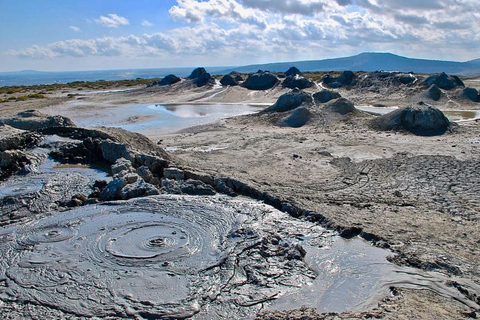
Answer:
216, 52, 480, 76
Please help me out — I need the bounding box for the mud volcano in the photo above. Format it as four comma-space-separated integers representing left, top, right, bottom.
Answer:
371, 102, 452, 136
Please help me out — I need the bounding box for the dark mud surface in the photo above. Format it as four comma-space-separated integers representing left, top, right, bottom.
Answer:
0, 195, 331, 319
0, 136, 110, 226
1, 194, 479, 319
160, 109, 480, 318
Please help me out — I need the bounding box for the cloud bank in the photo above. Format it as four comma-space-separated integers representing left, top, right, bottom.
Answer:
10, 0, 480, 65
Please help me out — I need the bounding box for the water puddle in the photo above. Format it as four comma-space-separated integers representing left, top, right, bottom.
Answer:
0, 195, 477, 319
442, 110, 480, 122
355, 105, 399, 115
355, 106, 480, 122
164, 145, 228, 153
270, 237, 480, 313
64, 103, 265, 135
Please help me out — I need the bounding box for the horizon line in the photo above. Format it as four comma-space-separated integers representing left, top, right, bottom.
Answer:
1, 51, 477, 74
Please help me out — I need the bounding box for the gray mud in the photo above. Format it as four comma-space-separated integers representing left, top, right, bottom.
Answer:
1, 195, 479, 319
0, 135, 110, 225
0, 196, 329, 319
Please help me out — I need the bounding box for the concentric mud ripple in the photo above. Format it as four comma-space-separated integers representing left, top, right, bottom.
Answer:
0, 177, 45, 198
17, 224, 78, 247
96, 210, 221, 270
1, 195, 478, 319
1, 195, 322, 319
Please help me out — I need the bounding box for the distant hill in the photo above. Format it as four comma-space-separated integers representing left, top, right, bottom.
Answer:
216, 53, 480, 76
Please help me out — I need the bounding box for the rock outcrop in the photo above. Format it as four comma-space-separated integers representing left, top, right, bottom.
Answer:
243, 72, 279, 90
427, 84, 443, 101
354, 72, 416, 92
423, 72, 464, 90
220, 74, 239, 86
397, 74, 416, 84
0, 125, 41, 152
371, 102, 452, 136
100, 140, 135, 163
0, 110, 75, 131
460, 87, 480, 102
0, 150, 32, 180
228, 71, 244, 82
325, 98, 357, 115
158, 74, 181, 86
266, 90, 313, 113
285, 67, 302, 77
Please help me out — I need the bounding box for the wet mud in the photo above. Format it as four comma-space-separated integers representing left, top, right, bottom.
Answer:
1, 195, 479, 319
0, 136, 110, 225
0, 196, 330, 318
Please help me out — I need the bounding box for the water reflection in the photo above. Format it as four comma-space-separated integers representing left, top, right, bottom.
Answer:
72, 103, 265, 135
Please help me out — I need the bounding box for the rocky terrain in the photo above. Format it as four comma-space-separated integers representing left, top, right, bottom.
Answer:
0, 68, 480, 319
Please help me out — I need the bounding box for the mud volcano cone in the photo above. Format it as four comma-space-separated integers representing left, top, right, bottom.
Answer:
371, 102, 451, 136
279, 107, 313, 127
266, 89, 313, 113
325, 98, 357, 115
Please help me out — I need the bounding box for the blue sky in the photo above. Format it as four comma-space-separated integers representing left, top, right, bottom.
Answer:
0, 0, 479, 71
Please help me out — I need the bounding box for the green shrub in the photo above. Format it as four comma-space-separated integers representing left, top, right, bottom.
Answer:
28, 93, 45, 99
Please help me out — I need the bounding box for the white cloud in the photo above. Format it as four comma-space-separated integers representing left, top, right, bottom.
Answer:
141, 20, 154, 27
95, 14, 129, 28
69, 26, 81, 32
13, 37, 132, 59
170, 0, 267, 28
241, 0, 326, 15
9, 0, 480, 65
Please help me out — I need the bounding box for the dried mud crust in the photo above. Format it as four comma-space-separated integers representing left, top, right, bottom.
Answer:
321, 154, 480, 276
257, 287, 477, 320
172, 140, 480, 277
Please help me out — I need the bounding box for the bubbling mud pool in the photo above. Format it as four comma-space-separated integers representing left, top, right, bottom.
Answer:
0, 195, 478, 319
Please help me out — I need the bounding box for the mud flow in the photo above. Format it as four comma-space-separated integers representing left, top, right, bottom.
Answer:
0, 194, 478, 319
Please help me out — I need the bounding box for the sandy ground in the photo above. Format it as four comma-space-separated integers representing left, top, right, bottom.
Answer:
1, 75, 480, 319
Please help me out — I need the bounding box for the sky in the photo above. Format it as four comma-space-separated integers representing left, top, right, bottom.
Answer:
0, 0, 479, 72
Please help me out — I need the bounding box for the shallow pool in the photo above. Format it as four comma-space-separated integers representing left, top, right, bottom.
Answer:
71, 103, 266, 135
